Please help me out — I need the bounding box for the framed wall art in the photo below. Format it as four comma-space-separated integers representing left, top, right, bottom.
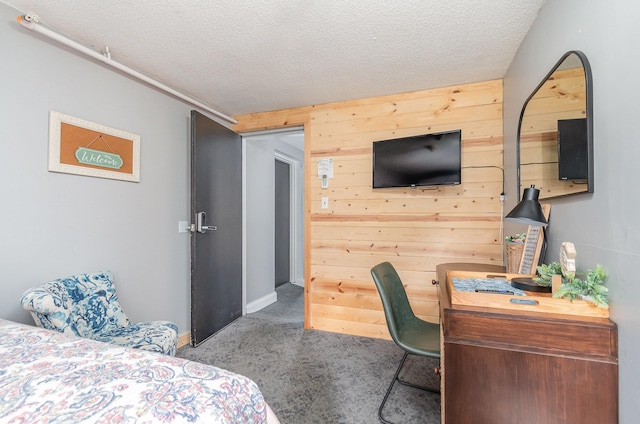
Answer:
48, 111, 140, 182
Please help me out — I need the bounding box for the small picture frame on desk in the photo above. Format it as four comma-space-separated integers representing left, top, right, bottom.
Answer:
518, 204, 551, 274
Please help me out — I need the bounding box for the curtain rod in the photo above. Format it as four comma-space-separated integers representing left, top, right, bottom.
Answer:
16, 14, 238, 125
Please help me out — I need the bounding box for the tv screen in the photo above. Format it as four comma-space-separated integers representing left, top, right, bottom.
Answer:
557, 118, 588, 180
372, 130, 462, 189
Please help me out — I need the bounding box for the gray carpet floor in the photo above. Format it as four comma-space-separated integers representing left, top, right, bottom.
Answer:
177, 283, 441, 424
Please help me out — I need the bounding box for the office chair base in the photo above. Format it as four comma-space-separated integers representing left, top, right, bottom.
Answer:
378, 351, 440, 424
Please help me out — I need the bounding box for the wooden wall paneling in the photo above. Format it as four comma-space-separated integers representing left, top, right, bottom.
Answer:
310, 224, 500, 245
310, 288, 437, 317
310, 316, 390, 339
232, 107, 313, 132
312, 121, 504, 148
305, 80, 502, 131
233, 79, 505, 340
310, 197, 503, 215
309, 104, 502, 138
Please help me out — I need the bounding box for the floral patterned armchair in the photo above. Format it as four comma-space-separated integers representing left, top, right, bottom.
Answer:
20, 271, 178, 356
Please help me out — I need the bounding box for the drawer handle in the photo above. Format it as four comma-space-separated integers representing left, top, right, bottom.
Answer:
510, 298, 539, 305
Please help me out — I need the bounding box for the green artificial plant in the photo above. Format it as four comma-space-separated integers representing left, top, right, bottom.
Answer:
534, 262, 568, 287
534, 262, 609, 308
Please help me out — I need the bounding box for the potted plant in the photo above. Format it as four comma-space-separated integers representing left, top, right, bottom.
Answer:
505, 233, 526, 243
504, 233, 526, 273
534, 262, 609, 308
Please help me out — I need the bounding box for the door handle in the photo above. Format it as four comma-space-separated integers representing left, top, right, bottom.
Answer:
195, 211, 217, 233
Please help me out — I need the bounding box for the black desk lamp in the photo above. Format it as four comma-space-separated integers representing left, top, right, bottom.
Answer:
506, 185, 549, 292
506, 185, 548, 227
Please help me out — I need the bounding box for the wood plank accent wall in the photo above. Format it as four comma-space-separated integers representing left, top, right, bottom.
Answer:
234, 79, 504, 340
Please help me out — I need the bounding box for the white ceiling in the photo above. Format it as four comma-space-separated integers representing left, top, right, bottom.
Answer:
2, 0, 546, 118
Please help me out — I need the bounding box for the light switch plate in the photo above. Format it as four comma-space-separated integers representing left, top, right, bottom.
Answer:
178, 221, 189, 233
321, 197, 329, 209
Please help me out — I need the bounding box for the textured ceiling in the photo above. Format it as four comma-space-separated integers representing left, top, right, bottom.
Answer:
2, 0, 546, 118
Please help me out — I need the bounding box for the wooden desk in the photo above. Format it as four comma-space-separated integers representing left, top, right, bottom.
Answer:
436, 263, 618, 424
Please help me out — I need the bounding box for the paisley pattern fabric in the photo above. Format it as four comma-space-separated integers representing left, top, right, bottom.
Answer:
0, 319, 269, 424
20, 271, 178, 356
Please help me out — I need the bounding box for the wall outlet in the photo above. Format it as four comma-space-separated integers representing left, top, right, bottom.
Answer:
321, 197, 329, 209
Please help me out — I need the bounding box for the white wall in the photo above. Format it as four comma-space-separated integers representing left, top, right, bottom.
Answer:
0, 3, 193, 332
503, 0, 640, 420
244, 131, 304, 309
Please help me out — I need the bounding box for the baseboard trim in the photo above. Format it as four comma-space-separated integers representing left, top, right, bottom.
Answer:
178, 331, 190, 348
246, 290, 278, 313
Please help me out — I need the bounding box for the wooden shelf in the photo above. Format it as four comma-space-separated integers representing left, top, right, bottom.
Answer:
446, 269, 609, 318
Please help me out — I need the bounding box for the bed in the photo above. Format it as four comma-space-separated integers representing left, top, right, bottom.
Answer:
0, 318, 280, 423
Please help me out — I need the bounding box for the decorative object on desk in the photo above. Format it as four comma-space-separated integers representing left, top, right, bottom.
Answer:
560, 242, 577, 278
515, 204, 551, 275
552, 274, 563, 293
534, 243, 578, 292
505, 233, 525, 273
553, 264, 609, 308
510, 276, 552, 293
509, 261, 558, 293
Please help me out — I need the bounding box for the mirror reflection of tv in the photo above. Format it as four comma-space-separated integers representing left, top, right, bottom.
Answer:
372, 129, 462, 189
558, 118, 588, 180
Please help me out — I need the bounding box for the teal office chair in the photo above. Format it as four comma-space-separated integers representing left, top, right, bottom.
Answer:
370, 262, 441, 424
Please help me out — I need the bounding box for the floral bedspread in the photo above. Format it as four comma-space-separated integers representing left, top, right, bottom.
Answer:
0, 319, 268, 423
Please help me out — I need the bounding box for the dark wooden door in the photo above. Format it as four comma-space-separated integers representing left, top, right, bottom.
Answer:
190, 110, 242, 346
274, 159, 290, 287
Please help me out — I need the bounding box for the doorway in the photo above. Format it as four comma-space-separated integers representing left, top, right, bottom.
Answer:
243, 129, 304, 313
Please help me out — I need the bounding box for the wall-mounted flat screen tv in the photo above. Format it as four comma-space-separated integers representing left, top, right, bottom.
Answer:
372, 129, 462, 189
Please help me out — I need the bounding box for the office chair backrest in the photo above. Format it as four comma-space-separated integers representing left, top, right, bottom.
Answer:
371, 262, 417, 343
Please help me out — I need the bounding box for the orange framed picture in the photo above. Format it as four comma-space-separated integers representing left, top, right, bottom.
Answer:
48, 111, 140, 182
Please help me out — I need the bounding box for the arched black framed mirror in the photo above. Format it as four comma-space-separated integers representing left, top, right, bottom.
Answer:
517, 50, 593, 200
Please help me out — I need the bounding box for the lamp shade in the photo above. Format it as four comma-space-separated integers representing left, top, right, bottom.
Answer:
506, 185, 548, 227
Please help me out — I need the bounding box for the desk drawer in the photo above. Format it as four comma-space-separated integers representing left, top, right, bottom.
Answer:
444, 309, 617, 361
